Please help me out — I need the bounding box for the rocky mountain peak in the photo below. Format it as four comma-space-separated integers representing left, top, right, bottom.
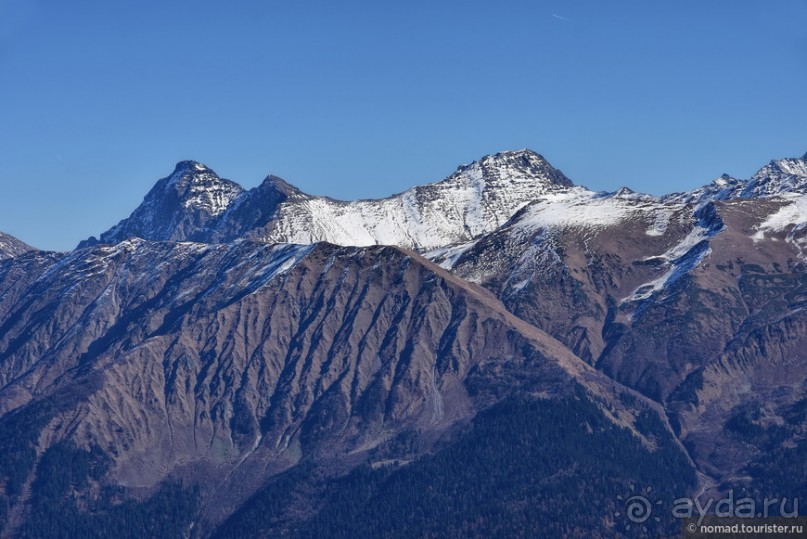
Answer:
742, 154, 807, 198
759, 155, 807, 179
85, 161, 245, 245
454, 149, 574, 190
258, 174, 306, 199
172, 159, 209, 174
478, 148, 546, 167
164, 160, 213, 191
161, 161, 244, 216
662, 161, 803, 205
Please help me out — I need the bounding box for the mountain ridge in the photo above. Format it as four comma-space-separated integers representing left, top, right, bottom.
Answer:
82, 149, 576, 250
2, 147, 806, 536
81, 150, 807, 254
0, 235, 679, 536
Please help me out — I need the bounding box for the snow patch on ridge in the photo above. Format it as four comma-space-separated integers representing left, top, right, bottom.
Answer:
623, 243, 712, 304
753, 195, 807, 239
512, 189, 659, 232
622, 204, 725, 307
425, 240, 478, 270
753, 195, 807, 261
225, 242, 315, 291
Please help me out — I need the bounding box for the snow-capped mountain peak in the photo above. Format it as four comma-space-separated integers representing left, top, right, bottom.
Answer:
662, 153, 807, 205
81, 161, 245, 246
452, 149, 573, 190
741, 155, 807, 197
171, 159, 208, 175
759, 155, 807, 179
162, 160, 244, 216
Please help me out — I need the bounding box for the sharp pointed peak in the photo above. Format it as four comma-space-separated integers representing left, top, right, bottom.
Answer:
261, 174, 294, 187
156, 160, 247, 200
259, 174, 305, 197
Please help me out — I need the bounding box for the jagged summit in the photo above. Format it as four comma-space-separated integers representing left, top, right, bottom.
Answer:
163, 160, 218, 192
453, 149, 573, 189
740, 154, 807, 198
83, 160, 245, 246
753, 156, 807, 181
162, 160, 243, 213
662, 153, 807, 205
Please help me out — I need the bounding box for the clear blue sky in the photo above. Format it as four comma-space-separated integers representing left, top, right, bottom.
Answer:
1, 0, 806, 251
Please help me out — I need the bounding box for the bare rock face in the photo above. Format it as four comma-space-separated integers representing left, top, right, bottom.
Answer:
439, 185, 807, 492
0, 238, 664, 535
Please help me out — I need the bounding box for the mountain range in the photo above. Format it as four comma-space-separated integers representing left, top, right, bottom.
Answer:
1, 149, 806, 537
79, 150, 575, 251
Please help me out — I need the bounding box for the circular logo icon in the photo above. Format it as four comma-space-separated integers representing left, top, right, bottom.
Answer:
615, 485, 663, 532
